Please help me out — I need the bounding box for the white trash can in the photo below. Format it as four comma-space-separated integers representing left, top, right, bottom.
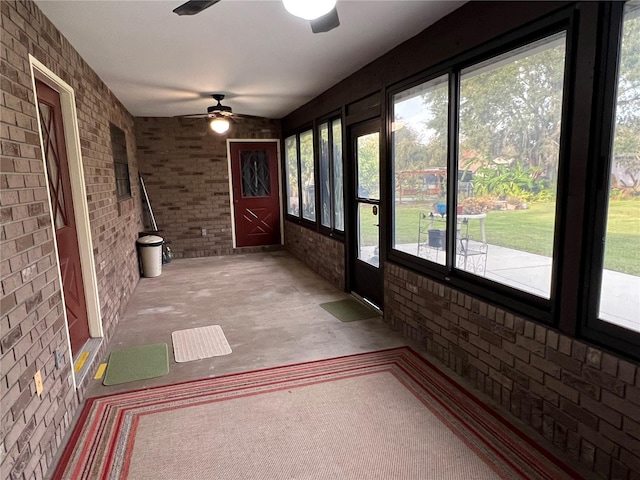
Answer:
137, 235, 164, 277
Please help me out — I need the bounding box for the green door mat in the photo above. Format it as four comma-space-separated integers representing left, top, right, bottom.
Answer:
103, 343, 169, 386
319, 299, 380, 322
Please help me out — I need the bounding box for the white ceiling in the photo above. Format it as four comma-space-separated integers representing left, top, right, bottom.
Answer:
35, 0, 465, 119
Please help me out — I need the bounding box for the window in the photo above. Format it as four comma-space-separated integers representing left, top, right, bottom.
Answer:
110, 124, 131, 199
319, 118, 344, 232
390, 32, 568, 301
300, 130, 316, 221
458, 33, 566, 298
285, 135, 299, 216
333, 120, 344, 231
284, 129, 316, 222
392, 75, 449, 265
597, 1, 640, 333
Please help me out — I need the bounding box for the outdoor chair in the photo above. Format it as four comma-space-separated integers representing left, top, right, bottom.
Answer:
417, 211, 488, 274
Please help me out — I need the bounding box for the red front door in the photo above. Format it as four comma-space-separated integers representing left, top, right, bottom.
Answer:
230, 142, 281, 247
36, 80, 90, 355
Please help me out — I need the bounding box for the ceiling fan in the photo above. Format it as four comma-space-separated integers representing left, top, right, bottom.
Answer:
176, 94, 255, 134
173, 0, 340, 34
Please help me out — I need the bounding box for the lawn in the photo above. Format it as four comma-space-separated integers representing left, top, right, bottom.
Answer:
384, 200, 640, 276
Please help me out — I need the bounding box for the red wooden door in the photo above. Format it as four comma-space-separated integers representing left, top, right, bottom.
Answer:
36, 80, 90, 355
230, 142, 281, 247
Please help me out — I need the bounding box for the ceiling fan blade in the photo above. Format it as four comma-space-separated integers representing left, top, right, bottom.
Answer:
173, 0, 220, 16
310, 7, 340, 33
174, 113, 209, 118
231, 112, 268, 121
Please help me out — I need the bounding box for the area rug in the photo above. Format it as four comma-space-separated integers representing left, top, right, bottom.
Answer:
52, 347, 581, 479
320, 298, 380, 322
102, 343, 169, 386
171, 325, 232, 362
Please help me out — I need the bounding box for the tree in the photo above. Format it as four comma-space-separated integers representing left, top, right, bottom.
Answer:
612, 4, 640, 189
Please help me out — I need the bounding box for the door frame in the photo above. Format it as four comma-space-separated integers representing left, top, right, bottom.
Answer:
345, 118, 385, 309
226, 139, 283, 248
29, 56, 102, 385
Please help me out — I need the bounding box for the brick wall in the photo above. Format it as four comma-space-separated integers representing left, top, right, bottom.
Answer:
284, 221, 345, 290
384, 262, 640, 479
1, 2, 142, 479
135, 117, 281, 258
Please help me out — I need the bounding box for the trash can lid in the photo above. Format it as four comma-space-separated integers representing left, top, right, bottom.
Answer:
136, 235, 163, 246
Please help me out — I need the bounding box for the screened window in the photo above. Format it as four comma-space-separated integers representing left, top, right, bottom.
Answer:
110, 124, 131, 200
392, 75, 449, 265
390, 32, 567, 301
320, 123, 331, 227
285, 135, 299, 216
319, 118, 344, 231
458, 33, 566, 298
598, 1, 640, 332
332, 120, 344, 231
300, 130, 316, 221
284, 130, 315, 222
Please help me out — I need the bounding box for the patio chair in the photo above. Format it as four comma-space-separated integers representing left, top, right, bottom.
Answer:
417, 212, 488, 274
456, 218, 488, 274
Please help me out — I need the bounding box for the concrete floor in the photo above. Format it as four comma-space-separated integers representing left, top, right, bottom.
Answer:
68, 250, 598, 480
86, 250, 408, 397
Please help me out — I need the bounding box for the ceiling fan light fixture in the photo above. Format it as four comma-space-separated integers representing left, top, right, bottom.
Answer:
209, 117, 230, 134
283, 0, 336, 20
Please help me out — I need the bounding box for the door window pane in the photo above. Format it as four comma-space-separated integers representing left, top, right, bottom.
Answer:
38, 101, 67, 229
319, 123, 331, 227
300, 130, 316, 221
358, 202, 379, 267
458, 33, 567, 298
599, 1, 640, 331
391, 74, 448, 265
357, 133, 379, 200
333, 119, 344, 231
241, 150, 270, 197
285, 135, 299, 216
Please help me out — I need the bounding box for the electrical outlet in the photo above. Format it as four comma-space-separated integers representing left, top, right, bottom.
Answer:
201, 228, 207, 236
34, 370, 43, 397
54, 349, 64, 369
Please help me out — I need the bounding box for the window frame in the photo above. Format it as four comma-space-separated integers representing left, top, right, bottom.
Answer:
283, 126, 317, 229
386, 13, 576, 325
317, 115, 345, 239
110, 123, 132, 200
581, 1, 640, 359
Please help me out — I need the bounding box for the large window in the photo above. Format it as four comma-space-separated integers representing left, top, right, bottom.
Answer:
391, 32, 567, 301
110, 123, 131, 200
458, 34, 566, 298
284, 130, 315, 222
598, 1, 640, 333
319, 118, 344, 232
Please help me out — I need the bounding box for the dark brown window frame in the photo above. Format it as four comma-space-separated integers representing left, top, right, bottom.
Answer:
110, 123, 132, 200
580, 1, 640, 360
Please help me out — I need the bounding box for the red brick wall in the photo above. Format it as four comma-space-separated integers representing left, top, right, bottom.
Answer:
284, 221, 345, 290
135, 117, 281, 258
1, 2, 142, 479
384, 262, 640, 479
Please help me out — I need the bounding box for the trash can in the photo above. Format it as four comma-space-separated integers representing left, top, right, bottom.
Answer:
428, 229, 445, 249
136, 235, 163, 277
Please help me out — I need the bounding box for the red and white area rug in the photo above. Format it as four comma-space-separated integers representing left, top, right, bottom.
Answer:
52, 347, 583, 479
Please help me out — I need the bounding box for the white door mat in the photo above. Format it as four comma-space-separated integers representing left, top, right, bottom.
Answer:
171, 325, 232, 362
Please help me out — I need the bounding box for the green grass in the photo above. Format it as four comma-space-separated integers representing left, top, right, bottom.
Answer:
382, 200, 640, 276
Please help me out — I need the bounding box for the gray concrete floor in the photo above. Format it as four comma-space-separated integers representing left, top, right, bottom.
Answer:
72, 250, 598, 480
86, 250, 408, 397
